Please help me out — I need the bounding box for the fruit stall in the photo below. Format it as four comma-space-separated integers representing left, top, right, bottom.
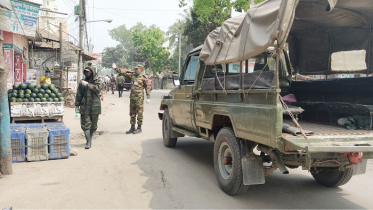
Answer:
8, 83, 71, 162
8, 83, 65, 123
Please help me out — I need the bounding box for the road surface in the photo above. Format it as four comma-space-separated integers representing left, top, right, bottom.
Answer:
1, 90, 372, 209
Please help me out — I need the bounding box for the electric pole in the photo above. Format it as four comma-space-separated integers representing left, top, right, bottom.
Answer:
77, 0, 85, 82
59, 22, 63, 88
178, 32, 181, 76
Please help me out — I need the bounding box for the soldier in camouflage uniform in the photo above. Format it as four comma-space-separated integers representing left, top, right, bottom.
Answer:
117, 73, 125, 98
113, 63, 150, 134
75, 67, 103, 149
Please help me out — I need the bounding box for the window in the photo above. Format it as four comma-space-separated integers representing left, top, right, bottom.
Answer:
182, 55, 199, 84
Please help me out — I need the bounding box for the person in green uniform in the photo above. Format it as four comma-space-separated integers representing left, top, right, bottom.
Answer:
113, 63, 150, 134
117, 73, 125, 98
75, 67, 103, 149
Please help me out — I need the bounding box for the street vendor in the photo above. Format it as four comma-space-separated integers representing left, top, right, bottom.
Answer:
40, 69, 52, 85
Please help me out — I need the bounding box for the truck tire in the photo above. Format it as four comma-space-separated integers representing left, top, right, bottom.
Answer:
214, 127, 248, 195
162, 108, 177, 147
311, 168, 353, 187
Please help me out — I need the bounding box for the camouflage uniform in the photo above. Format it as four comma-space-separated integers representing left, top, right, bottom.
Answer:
117, 74, 125, 98
115, 67, 150, 125
75, 68, 102, 132
109, 75, 116, 94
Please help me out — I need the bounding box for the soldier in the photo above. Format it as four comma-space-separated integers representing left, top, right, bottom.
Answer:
112, 63, 150, 134
109, 74, 116, 94
75, 67, 102, 149
117, 72, 125, 98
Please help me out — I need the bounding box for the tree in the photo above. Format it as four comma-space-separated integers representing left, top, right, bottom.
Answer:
132, 27, 170, 75
101, 45, 128, 68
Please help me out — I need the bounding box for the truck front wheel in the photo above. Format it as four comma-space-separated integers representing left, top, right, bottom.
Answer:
311, 168, 353, 187
214, 127, 248, 195
162, 108, 177, 147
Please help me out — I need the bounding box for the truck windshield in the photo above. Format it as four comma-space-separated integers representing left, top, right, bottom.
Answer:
184, 56, 199, 82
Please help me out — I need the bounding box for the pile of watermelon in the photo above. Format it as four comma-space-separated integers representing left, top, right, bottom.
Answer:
8, 83, 65, 103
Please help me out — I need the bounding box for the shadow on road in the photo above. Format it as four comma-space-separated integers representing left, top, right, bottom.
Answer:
134, 137, 365, 209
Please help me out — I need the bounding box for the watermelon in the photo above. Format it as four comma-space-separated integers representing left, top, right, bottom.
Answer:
23, 98, 29, 102
49, 84, 55, 90
50, 93, 56, 98
41, 84, 48, 90
13, 84, 19, 90
47, 98, 53, 102
35, 84, 41, 89
39, 89, 45, 94
20, 83, 27, 90
18, 89, 24, 94
46, 89, 51, 94
37, 93, 44, 98
29, 98, 35, 102
11, 92, 17, 97
59, 97, 64, 101
53, 98, 59, 102
25, 89, 31, 94
18, 94, 24, 99
27, 84, 34, 90
24, 93, 30, 98
53, 89, 59, 94
11, 97, 17, 103
16, 98, 22, 102
12, 89, 18, 94
44, 93, 49, 98
41, 98, 47, 102
35, 98, 40, 102
32, 89, 39, 93
56, 93, 62, 98
31, 93, 37, 98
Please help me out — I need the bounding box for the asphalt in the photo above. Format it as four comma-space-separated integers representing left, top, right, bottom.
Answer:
0, 89, 372, 209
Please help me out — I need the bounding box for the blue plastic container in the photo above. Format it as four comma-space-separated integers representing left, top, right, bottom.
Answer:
10, 123, 26, 129
11, 128, 26, 163
45, 122, 66, 128
48, 127, 70, 159
25, 123, 46, 129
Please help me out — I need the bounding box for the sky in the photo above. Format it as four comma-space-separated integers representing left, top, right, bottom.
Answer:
31, 0, 188, 53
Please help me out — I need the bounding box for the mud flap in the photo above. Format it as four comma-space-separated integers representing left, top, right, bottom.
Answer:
353, 159, 367, 175
241, 141, 265, 185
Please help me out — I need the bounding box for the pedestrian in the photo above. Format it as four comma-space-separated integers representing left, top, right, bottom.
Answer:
117, 72, 125, 98
40, 69, 52, 85
75, 66, 102, 149
112, 63, 150, 134
109, 74, 116, 94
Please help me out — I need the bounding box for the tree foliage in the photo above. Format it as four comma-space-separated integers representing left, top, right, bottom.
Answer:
101, 45, 128, 68
132, 26, 170, 75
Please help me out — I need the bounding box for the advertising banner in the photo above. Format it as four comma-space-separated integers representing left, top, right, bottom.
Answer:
3, 48, 13, 89
0, 0, 40, 37
26, 68, 37, 84
68, 72, 78, 90
14, 54, 22, 84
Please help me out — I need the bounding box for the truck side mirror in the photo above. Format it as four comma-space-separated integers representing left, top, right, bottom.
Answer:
173, 75, 180, 87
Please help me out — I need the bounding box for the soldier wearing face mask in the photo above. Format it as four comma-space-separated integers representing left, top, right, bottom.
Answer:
40, 69, 52, 85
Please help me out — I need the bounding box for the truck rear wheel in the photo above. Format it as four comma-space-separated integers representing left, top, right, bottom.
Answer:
214, 127, 248, 195
162, 108, 177, 147
311, 168, 353, 187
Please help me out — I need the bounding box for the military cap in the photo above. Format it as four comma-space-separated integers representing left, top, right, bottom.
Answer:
135, 64, 144, 70
84, 67, 93, 72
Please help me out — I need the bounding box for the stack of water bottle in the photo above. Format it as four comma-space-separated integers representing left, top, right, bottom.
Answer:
10, 122, 70, 162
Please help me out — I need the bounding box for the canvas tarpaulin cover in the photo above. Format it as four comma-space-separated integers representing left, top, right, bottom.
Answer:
200, 0, 373, 75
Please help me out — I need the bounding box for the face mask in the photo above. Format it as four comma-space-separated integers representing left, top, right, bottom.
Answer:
135, 72, 139, 76
46, 73, 50, 77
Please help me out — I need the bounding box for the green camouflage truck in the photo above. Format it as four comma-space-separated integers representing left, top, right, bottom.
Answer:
158, 0, 373, 195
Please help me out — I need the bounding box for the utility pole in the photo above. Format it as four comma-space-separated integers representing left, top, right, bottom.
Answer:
178, 32, 181, 76
250, 0, 254, 8
77, 0, 85, 82
59, 22, 63, 88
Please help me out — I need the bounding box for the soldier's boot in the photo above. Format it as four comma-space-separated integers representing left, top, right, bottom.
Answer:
84, 130, 91, 149
89, 130, 96, 148
133, 125, 142, 134
126, 124, 136, 134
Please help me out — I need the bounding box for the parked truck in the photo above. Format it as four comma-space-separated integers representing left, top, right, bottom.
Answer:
158, 0, 373, 195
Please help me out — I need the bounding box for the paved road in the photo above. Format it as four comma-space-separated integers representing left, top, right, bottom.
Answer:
1, 89, 373, 209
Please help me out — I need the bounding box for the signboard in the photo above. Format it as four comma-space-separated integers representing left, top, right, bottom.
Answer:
0, 0, 40, 37
10, 102, 64, 117
3, 48, 13, 89
14, 54, 22, 84
68, 72, 78, 90
26, 68, 37, 84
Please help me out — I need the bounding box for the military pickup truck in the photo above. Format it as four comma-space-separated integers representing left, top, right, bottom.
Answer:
159, 0, 373, 195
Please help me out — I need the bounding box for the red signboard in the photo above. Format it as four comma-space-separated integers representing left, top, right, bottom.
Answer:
3, 48, 13, 89
14, 54, 22, 84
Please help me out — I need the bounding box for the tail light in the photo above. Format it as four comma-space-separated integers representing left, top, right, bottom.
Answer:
342, 152, 363, 164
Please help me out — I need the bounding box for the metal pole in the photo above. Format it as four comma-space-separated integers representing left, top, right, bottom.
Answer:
178, 33, 181, 75
77, 0, 85, 82
59, 22, 63, 88
0, 36, 12, 175
250, 0, 254, 8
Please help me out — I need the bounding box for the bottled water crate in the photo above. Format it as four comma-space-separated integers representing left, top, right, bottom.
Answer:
11, 128, 26, 163
48, 127, 70, 159
25, 128, 49, 161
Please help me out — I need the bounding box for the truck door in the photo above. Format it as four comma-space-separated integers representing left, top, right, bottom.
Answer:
170, 54, 199, 131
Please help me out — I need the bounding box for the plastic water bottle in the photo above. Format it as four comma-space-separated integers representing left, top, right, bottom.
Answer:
75, 110, 80, 119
